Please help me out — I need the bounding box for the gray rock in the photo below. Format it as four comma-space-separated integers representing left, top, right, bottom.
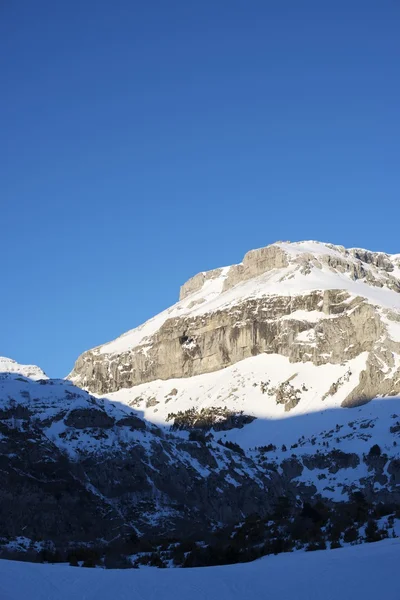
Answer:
69, 242, 400, 409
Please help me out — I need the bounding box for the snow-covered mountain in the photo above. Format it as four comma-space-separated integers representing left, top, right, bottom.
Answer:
67, 241, 400, 500
0, 356, 47, 380
2, 241, 400, 567
106, 354, 400, 504
2, 354, 398, 565
0, 359, 286, 558
69, 241, 400, 410
68, 241, 400, 548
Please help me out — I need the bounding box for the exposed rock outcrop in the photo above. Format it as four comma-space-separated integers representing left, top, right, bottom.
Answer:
69, 241, 400, 409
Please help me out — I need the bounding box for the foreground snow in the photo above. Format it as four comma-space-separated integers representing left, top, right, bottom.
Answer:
1, 539, 399, 600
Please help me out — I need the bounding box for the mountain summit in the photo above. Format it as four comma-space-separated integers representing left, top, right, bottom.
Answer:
69, 240, 400, 411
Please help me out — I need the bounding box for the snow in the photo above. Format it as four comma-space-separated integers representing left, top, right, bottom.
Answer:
382, 314, 400, 342
276, 240, 347, 258
224, 394, 400, 459
88, 240, 400, 359
0, 357, 47, 380
105, 350, 400, 499
108, 352, 370, 428
281, 310, 329, 322
296, 329, 317, 343
225, 473, 241, 487
2, 351, 398, 500
0, 538, 399, 600
0, 363, 154, 458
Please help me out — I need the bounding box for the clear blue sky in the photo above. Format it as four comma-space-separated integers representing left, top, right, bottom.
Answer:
2, 1, 399, 377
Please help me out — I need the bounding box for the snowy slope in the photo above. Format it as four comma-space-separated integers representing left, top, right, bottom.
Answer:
107, 352, 370, 427
1, 538, 399, 600
0, 358, 287, 548
0, 361, 151, 457
0, 357, 47, 380
107, 353, 400, 502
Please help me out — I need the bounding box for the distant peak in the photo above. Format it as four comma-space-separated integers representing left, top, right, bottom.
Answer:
0, 357, 47, 380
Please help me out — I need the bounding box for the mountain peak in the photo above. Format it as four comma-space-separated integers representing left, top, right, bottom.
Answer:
69, 239, 400, 413
0, 357, 47, 381
179, 239, 400, 301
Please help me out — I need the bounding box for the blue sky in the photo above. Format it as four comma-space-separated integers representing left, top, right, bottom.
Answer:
2, 1, 399, 377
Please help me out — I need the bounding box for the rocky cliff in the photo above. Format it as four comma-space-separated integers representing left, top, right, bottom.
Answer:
69, 241, 400, 408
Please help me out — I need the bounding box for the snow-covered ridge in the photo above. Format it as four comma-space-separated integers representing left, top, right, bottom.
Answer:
0, 357, 47, 380
94, 240, 400, 357
0, 356, 283, 540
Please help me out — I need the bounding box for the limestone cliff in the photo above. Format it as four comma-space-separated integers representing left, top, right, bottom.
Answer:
69, 241, 400, 408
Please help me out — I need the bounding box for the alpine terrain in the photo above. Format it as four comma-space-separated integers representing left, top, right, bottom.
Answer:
1, 241, 400, 568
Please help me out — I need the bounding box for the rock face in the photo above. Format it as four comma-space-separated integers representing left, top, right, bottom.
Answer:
0, 365, 286, 553
69, 241, 400, 408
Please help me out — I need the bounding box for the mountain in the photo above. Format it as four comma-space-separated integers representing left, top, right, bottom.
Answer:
1, 240, 400, 567
0, 356, 47, 380
69, 241, 400, 409
1, 357, 399, 566
0, 359, 285, 562
67, 240, 400, 505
